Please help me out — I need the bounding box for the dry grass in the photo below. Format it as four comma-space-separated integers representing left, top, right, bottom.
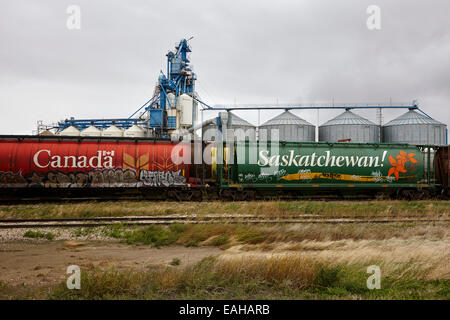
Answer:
221, 238, 450, 281
3, 252, 447, 300
1, 220, 448, 299
214, 255, 319, 289
0, 200, 448, 300
0, 200, 448, 220
96, 222, 450, 248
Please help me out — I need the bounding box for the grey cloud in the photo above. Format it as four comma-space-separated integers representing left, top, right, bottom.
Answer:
0, 0, 449, 134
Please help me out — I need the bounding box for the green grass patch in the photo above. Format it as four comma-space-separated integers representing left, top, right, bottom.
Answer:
72, 227, 95, 238
102, 224, 127, 239
40, 257, 450, 300
237, 231, 265, 244
96, 221, 449, 248
0, 200, 448, 220
114, 224, 188, 247
23, 230, 55, 240
122, 225, 178, 247
169, 258, 181, 266
210, 235, 229, 246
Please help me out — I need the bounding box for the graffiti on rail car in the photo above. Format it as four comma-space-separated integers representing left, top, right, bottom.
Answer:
0, 168, 138, 188
0, 170, 27, 186
139, 170, 186, 187
0, 168, 187, 188
0, 140, 189, 188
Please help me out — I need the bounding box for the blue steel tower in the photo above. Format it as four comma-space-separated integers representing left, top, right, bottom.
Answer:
58, 38, 198, 138
149, 38, 197, 136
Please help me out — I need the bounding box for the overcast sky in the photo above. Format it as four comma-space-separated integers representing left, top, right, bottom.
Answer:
1, 0, 449, 134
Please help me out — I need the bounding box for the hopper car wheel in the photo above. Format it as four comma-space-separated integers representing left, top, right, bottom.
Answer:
219, 189, 234, 201
182, 191, 193, 201
375, 192, 388, 200
236, 190, 255, 201
441, 188, 449, 200
167, 190, 182, 201
168, 190, 202, 201
220, 189, 254, 201
397, 189, 415, 201
415, 190, 430, 200
243, 190, 256, 201
191, 190, 203, 202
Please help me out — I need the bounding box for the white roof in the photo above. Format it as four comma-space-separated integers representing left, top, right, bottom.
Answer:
321, 110, 377, 126
260, 111, 314, 127
102, 125, 123, 133
60, 126, 80, 136
81, 125, 102, 135
384, 110, 445, 126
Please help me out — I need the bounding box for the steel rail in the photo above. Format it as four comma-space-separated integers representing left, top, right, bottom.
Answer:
0, 216, 447, 229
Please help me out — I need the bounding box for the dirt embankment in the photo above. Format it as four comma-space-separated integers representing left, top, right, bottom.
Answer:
0, 241, 220, 286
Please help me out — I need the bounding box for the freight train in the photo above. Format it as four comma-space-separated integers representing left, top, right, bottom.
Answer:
0, 135, 448, 201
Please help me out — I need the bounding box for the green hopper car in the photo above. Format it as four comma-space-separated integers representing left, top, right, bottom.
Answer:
216, 141, 438, 200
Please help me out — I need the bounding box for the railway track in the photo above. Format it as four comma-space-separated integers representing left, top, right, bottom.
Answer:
0, 214, 448, 228
0, 193, 446, 204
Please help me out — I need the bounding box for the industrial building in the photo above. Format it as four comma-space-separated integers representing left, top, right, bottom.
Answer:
38, 38, 446, 147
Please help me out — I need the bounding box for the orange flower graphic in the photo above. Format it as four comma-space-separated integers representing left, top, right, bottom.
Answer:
388, 156, 407, 180
388, 150, 417, 180
396, 150, 418, 166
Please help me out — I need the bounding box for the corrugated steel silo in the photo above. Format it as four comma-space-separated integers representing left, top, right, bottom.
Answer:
202, 112, 256, 141
319, 110, 379, 143
383, 110, 447, 145
259, 111, 315, 141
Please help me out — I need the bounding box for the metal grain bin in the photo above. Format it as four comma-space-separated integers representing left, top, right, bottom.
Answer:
59, 126, 80, 136
202, 112, 256, 141
102, 125, 124, 137
259, 111, 315, 142
383, 110, 447, 145
319, 110, 379, 143
124, 125, 146, 138
80, 125, 102, 137
39, 130, 55, 136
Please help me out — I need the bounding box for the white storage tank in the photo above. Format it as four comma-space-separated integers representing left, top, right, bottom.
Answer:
101, 125, 124, 137
80, 125, 102, 137
60, 126, 80, 136
167, 92, 176, 109
124, 125, 146, 138
259, 111, 315, 142
383, 109, 447, 145
177, 93, 194, 127
319, 110, 379, 143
